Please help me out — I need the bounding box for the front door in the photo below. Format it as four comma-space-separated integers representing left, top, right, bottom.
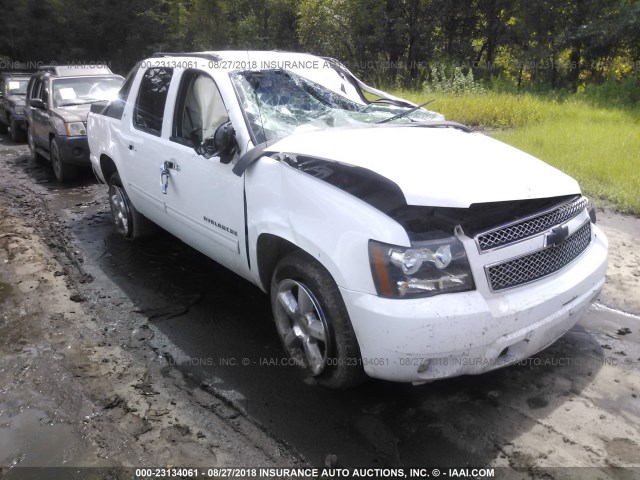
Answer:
31, 79, 50, 148
160, 70, 248, 276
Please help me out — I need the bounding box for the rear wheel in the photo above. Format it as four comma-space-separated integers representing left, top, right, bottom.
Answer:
271, 250, 366, 389
51, 137, 78, 182
0, 121, 7, 134
108, 172, 155, 239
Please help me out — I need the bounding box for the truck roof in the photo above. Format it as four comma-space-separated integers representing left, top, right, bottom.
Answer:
151, 50, 332, 70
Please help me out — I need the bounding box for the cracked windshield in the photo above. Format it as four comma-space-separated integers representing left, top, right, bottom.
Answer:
231, 69, 443, 143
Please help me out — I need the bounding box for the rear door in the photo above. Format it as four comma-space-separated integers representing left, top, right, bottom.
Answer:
120, 67, 175, 223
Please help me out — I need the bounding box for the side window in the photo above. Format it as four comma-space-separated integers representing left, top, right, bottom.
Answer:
104, 62, 139, 119
41, 81, 49, 105
26, 78, 36, 100
118, 63, 139, 103
134, 68, 173, 136
34, 80, 43, 101
172, 71, 229, 146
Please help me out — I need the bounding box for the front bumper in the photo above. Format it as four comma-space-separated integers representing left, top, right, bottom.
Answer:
340, 224, 608, 383
9, 112, 26, 130
56, 136, 91, 167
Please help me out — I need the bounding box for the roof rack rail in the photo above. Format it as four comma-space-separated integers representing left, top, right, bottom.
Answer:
36, 65, 57, 73
36, 64, 113, 76
152, 52, 223, 62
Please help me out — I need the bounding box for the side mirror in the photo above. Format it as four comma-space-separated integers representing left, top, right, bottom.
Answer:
192, 121, 238, 164
212, 121, 237, 164
29, 98, 46, 109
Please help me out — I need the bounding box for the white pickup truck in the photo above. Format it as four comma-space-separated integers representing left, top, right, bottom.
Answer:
87, 51, 608, 388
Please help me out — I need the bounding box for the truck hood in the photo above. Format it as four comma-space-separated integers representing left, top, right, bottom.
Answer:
51, 104, 92, 123
267, 126, 580, 208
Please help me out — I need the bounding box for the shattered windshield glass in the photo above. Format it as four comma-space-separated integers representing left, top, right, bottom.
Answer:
231, 69, 444, 144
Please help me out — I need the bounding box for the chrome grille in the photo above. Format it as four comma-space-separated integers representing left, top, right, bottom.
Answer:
486, 222, 592, 291
476, 196, 588, 251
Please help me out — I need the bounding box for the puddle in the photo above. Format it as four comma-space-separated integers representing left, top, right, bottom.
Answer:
0, 407, 90, 467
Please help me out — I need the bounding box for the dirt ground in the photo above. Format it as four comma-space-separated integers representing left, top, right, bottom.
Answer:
1, 138, 639, 479
597, 208, 640, 315
0, 144, 303, 476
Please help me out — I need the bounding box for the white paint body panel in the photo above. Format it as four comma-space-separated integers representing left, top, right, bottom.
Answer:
88, 51, 608, 383
266, 127, 580, 208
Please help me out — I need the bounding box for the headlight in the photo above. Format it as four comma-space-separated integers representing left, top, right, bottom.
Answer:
64, 122, 87, 136
369, 232, 475, 298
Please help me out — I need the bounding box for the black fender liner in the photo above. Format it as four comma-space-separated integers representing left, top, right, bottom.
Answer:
240, 150, 407, 215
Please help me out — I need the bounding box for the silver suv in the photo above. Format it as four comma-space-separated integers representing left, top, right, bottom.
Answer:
24, 65, 123, 181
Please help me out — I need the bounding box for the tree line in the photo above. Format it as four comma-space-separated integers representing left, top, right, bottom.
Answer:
1, 0, 639, 92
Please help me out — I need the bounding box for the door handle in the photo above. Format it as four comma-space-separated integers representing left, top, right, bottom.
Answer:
159, 160, 180, 194
164, 160, 180, 171
160, 162, 170, 194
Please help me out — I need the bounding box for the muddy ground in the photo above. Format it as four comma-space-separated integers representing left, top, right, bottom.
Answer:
0, 134, 639, 479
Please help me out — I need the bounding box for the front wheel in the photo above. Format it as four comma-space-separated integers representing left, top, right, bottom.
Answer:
51, 137, 78, 182
271, 251, 365, 389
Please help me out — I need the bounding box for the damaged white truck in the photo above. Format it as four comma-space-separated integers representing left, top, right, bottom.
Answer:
87, 51, 608, 388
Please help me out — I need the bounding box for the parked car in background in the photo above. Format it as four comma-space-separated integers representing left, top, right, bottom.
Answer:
0, 72, 31, 143
88, 51, 608, 388
24, 65, 123, 181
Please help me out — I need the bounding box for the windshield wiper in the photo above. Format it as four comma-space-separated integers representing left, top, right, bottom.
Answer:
376, 99, 436, 124
360, 98, 414, 113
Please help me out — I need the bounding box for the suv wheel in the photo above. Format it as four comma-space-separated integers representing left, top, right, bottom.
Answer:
271, 250, 366, 389
108, 172, 155, 239
9, 120, 26, 143
51, 137, 78, 182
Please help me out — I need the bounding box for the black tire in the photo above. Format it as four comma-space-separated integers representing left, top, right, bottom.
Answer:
9, 120, 26, 143
51, 137, 78, 182
0, 121, 7, 134
107, 172, 155, 239
271, 250, 366, 389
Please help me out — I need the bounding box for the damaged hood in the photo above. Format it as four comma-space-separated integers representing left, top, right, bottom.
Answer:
267, 126, 580, 208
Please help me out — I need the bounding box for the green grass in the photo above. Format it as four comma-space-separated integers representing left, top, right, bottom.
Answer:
393, 90, 547, 128
392, 90, 640, 215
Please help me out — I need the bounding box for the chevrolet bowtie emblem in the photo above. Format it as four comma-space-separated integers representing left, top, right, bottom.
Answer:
546, 225, 569, 248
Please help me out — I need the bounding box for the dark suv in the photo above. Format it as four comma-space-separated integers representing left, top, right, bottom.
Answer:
0, 72, 31, 142
24, 65, 123, 181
